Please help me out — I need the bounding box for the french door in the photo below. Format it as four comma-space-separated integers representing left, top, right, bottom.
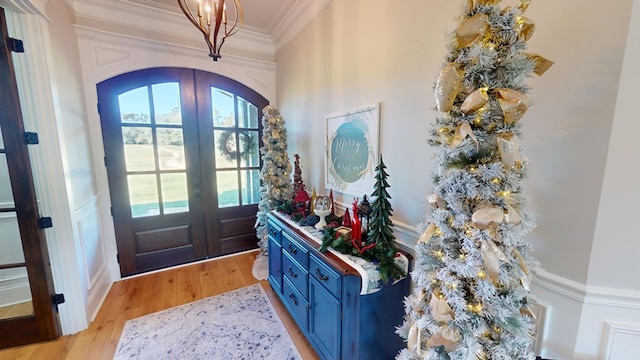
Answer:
97, 68, 266, 276
0, 7, 61, 348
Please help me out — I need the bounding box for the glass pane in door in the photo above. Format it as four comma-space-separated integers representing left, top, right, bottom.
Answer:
128, 174, 160, 217
122, 127, 155, 171
157, 128, 185, 171
0, 153, 34, 319
240, 130, 260, 167
240, 169, 260, 205
152, 82, 182, 125
211, 88, 235, 127
119, 86, 151, 124
216, 171, 239, 208
238, 96, 259, 128
214, 130, 238, 168
160, 173, 189, 214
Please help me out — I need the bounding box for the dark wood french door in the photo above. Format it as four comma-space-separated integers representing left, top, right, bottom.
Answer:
0, 7, 61, 348
97, 68, 267, 276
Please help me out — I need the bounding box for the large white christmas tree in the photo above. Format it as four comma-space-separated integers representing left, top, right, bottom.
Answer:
255, 105, 293, 254
397, 0, 552, 359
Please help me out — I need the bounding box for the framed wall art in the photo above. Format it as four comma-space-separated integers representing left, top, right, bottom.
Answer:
325, 103, 380, 197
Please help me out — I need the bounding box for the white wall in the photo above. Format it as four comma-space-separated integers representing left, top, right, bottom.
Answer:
72, 22, 278, 290
578, 0, 640, 358
275, 0, 639, 358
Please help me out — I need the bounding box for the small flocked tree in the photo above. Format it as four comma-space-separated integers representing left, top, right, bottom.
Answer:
366, 155, 405, 283
397, 0, 553, 359
255, 105, 293, 254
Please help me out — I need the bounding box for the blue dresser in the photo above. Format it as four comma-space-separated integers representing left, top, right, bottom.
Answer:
267, 212, 411, 360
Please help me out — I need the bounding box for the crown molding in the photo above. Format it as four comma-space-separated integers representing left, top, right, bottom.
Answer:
69, 0, 274, 56
270, 0, 330, 52
66, 0, 328, 57
0, 0, 48, 17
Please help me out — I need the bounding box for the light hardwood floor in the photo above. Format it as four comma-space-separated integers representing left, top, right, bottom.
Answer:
0, 250, 319, 360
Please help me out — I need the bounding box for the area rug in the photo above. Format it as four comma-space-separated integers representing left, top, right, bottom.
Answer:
113, 284, 302, 360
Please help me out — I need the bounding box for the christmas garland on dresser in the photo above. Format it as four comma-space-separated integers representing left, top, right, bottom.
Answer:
217, 129, 257, 162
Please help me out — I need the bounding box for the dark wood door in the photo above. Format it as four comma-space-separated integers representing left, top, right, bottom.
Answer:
97, 68, 267, 276
0, 7, 61, 349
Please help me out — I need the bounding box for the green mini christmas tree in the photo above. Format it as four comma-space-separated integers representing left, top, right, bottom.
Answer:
397, 0, 553, 359
366, 155, 405, 283
255, 105, 293, 254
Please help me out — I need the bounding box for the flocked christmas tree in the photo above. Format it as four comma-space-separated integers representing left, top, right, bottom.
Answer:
366, 155, 405, 283
255, 105, 294, 254
397, 0, 553, 359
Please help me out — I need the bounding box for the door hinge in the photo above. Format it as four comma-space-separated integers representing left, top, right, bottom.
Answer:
38, 216, 53, 229
116, 253, 120, 263
7, 37, 24, 53
23, 132, 39, 145
103, 156, 107, 167
51, 293, 65, 312
110, 206, 113, 216
97, 102, 101, 115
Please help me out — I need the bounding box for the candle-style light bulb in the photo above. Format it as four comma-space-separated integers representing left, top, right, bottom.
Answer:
196, 0, 202, 17
222, 2, 227, 24
204, 3, 211, 26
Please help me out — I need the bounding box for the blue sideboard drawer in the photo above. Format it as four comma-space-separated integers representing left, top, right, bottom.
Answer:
268, 237, 283, 293
282, 231, 309, 268
283, 277, 309, 331
283, 252, 308, 298
267, 220, 282, 245
310, 255, 342, 300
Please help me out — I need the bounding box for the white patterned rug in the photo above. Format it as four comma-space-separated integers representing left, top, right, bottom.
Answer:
114, 284, 302, 360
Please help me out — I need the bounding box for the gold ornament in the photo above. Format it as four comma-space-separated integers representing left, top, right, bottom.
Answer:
428, 193, 447, 209
496, 133, 522, 169
516, 16, 535, 42
518, 0, 531, 12
497, 88, 530, 125
466, 302, 483, 314
525, 53, 555, 76
429, 294, 454, 322
472, 205, 504, 229
457, 13, 490, 48
450, 122, 478, 148
435, 63, 463, 112
461, 87, 490, 114
418, 223, 438, 244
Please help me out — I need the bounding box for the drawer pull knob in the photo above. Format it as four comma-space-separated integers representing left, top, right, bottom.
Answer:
287, 244, 298, 255
289, 293, 298, 306
288, 267, 298, 278
315, 268, 329, 281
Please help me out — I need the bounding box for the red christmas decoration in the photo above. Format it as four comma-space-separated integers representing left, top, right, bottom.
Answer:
342, 207, 352, 228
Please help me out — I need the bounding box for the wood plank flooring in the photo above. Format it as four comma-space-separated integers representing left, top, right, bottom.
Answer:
0, 250, 319, 360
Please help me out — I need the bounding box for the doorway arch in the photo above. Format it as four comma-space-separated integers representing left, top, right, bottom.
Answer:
97, 67, 268, 276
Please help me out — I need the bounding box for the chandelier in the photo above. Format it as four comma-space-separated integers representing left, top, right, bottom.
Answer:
177, 0, 244, 61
